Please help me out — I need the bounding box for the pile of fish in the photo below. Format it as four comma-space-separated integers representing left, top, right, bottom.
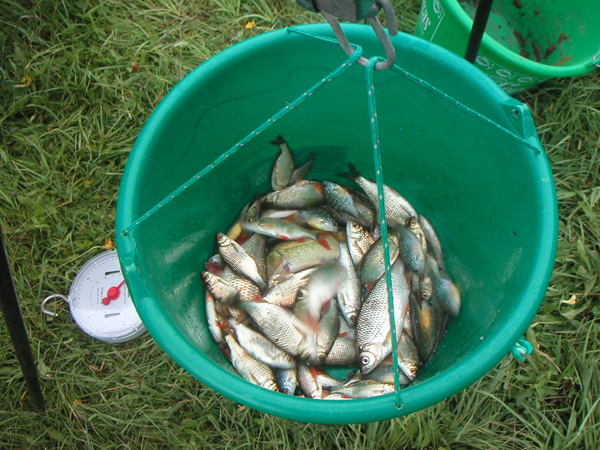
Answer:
201, 136, 461, 399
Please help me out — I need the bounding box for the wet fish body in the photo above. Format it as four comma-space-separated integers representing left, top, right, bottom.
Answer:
323, 333, 358, 366
356, 260, 410, 374
346, 219, 376, 268
224, 334, 278, 391
229, 320, 296, 369
262, 268, 316, 308
276, 368, 298, 395
336, 241, 362, 326
271, 135, 295, 191
263, 180, 325, 209
360, 234, 400, 285
239, 299, 318, 363
340, 163, 418, 228
217, 232, 266, 289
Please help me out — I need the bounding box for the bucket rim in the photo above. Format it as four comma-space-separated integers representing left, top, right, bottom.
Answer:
439, 0, 600, 77
116, 22, 558, 424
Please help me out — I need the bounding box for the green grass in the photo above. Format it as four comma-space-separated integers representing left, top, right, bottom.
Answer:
1, 0, 599, 448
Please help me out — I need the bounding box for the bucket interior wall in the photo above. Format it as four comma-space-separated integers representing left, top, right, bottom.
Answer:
117, 24, 557, 423
458, 0, 599, 66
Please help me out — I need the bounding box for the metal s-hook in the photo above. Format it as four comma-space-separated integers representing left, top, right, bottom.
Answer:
296, 0, 398, 71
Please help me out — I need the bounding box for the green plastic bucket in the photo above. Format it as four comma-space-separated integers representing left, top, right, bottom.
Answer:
116, 23, 558, 424
415, 0, 600, 94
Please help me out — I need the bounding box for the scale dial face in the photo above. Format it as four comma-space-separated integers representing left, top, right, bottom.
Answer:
68, 250, 145, 343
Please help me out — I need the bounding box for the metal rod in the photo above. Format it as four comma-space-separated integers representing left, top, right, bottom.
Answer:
464, 0, 494, 63
0, 225, 45, 412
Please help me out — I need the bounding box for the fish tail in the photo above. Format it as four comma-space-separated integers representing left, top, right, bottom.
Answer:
336, 162, 360, 182
270, 135, 286, 146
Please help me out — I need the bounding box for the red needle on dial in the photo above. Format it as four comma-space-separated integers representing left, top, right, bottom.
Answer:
102, 280, 126, 306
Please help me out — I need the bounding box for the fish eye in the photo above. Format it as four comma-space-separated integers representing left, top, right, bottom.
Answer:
352, 222, 361, 230
421, 291, 430, 300
361, 356, 371, 366
410, 367, 417, 375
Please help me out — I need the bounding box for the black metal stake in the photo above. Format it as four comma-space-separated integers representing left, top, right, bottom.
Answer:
0, 225, 45, 412
464, 0, 495, 63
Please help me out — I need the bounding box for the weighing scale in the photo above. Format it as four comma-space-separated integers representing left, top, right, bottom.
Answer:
41, 250, 146, 344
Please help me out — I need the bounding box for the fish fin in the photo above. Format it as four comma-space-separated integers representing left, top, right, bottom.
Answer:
219, 344, 232, 361
204, 261, 224, 275
216, 320, 230, 335
235, 234, 250, 245
295, 238, 307, 243
270, 135, 286, 146
235, 311, 249, 324
252, 295, 266, 303
336, 162, 360, 182
317, 233, 331, 250
313, 183, 323, 194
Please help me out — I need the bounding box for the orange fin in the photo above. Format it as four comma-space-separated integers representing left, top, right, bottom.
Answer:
317, 234, 331, 250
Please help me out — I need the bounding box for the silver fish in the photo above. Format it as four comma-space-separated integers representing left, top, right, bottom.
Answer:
419, 214, 445, 270
262, 268, 316, 308
405, 216, 427, 255
322, 393, 353, 400
241, 233, 267, 281
346, 219, 376, 268
336, 241, 362, 326
295, 209, 339, 232
271, 135, 295, 191
227, 196, 263, 240
297, 361, 323, 399
217, 232, 266, 289
220, 267, 262, 303
289, 152, 316, 185
360, 234, 400, 285
202, 271, 239, 305
242, 216, 317, 241
356, 259, 410, 374
313, 367, 345, 390
331, 379, 395, 398
316, 299, 341, 362
397, 331, 421, 381
395, 225, 425, 277
224, 334, 278, 391
348, 188, 376, 230
433, 275, 461, 317
263, 209, 338, 232
206, 292, 225, 344
323, 181, 363, 220
266, 235, 340, 286
410, 293, 445, 362
323, 332, 358, 366
363, 357, 411, 385
238, 298, 318, 363
294, 263, 346, 329
229, 320, 296, 369
263, 180, 325, 209
339, 163, 417, 228
275, 368, 298, 395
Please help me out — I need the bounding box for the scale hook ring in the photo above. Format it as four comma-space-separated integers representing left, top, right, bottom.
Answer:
41, 294, 69, 318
